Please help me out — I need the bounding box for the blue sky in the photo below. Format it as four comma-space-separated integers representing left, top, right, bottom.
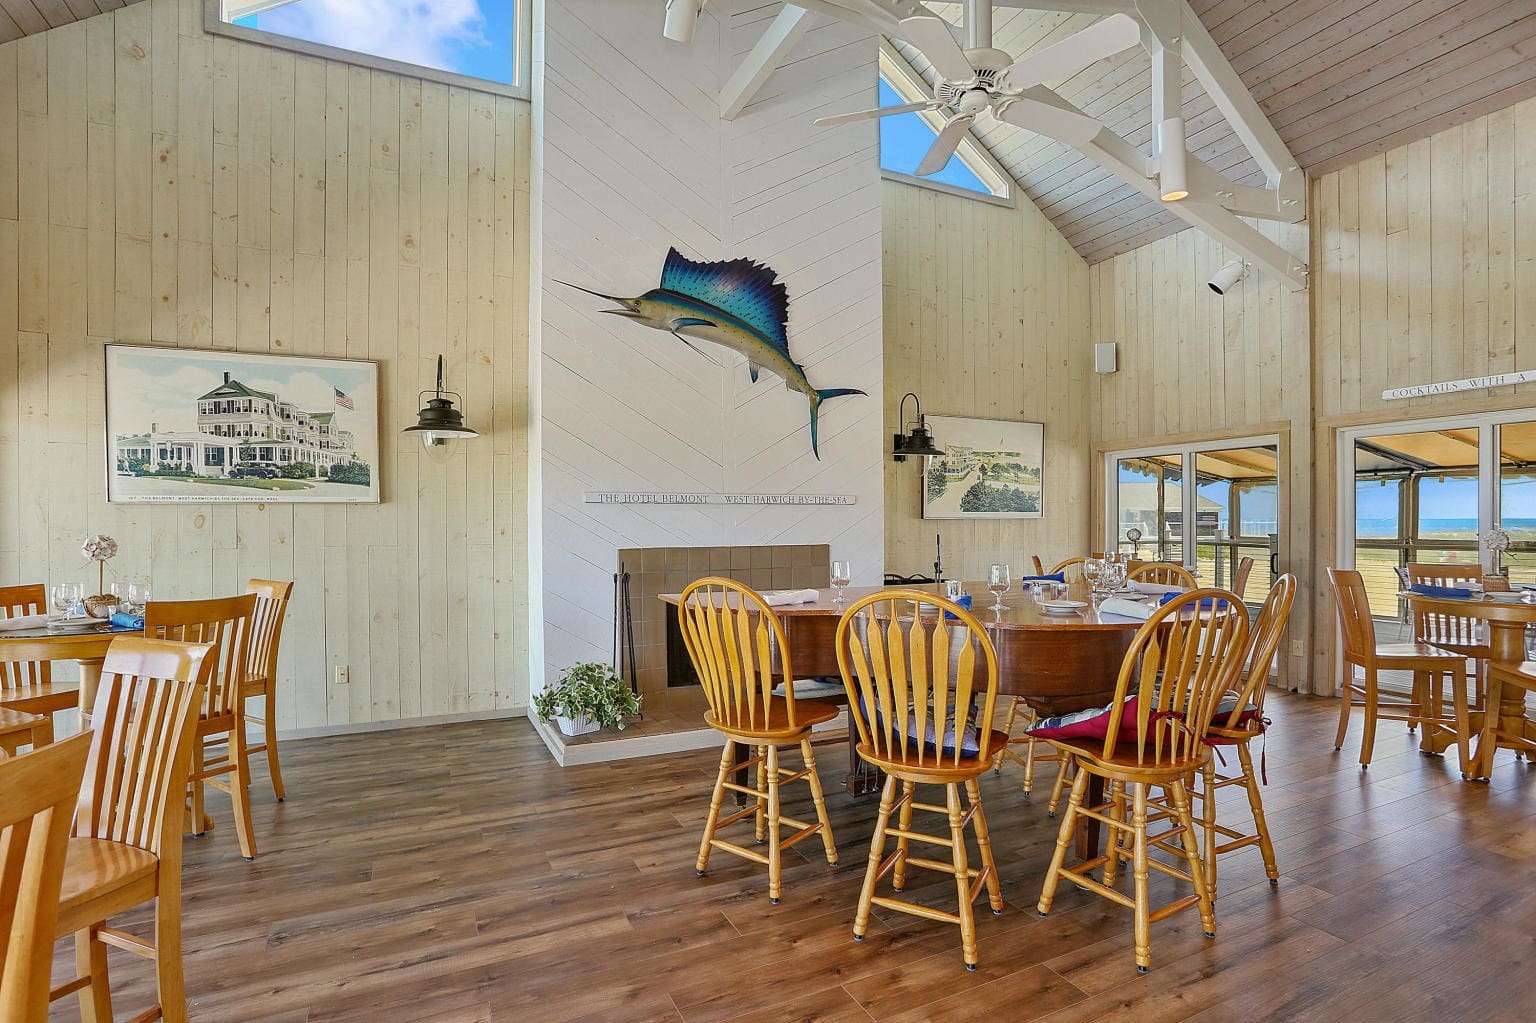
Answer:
237, 0, 516, 85
879, 79, 992, 193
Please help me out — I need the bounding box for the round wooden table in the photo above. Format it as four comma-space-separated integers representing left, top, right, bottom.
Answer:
0, 622, 141, 726
1404, 592, 1536, 772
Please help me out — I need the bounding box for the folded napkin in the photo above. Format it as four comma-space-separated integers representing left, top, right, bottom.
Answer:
110, 611, 145, 630
1098, 597, 1155, 620
0, 613, 48, 632
943, 593, 974, 620
761, 588, 820, 607
1019, 573, 1066, 585
772, 678, 845, 699
1159, 592, 1231, 610
1409, 583, 1472, 599
1130, 580, 1185, 596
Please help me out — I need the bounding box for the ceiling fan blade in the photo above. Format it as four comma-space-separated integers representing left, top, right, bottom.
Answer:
994, 97, 1104, 147
1001, 13, 1142, 90
898, 14, 975, 84
814, 100, 940, 128
915, 114, 975, 176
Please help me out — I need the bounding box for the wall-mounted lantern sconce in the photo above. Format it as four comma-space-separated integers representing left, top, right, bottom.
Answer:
891, 392, 944, 462
402, 354, 479, 463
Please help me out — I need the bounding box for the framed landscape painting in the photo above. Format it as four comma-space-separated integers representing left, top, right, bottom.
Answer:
921, 416, 1044, 520
105, 345, 380, 504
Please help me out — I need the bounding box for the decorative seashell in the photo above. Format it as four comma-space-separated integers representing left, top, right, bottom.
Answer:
82, 534, 119, 561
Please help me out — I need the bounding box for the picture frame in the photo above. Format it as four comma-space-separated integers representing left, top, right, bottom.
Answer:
921, 415, 1044, 520
104, 344, 381, 504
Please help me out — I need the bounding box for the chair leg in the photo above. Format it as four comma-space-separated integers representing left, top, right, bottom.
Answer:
1360, 669, 1380, 768
766, 743, 783, 904
1102, 779, 1126, 887
1450, 669, 1473, 778
965, 778, 1003, 914
1022, 737, 1038, 795
854, 774, 900, 941
697, 740, 734, 875
891, 780, 916, 891
189, 740, 207, 837
73, 926, 113, 1023
994, 697, 1021, 772
1047, 756, 1072, 816
800, 739, 838, 866
263, 694, 286, 801
1237, 743, 1279, 883
156, 876, 189, 1023
1131, 782, 1152, 973
1479, 675, 1503, 779
230, 725, 258, 860
754, 745, 769, 844
1199, 760, 1219, 897
946, 782, 979, 971
1170, 777, 1216, 940
1333, 670, 1353, 750
1037, 764, 1090, 916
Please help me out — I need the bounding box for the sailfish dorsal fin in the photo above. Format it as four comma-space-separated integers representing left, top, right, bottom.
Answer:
658, 247, 790, 353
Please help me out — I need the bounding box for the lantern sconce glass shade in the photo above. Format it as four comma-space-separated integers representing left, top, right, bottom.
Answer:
402, 354, 479, 462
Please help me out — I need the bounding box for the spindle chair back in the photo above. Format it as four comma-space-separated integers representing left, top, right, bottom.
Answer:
243, 579, 294, 801
0, 584, 76, 743
1127, 562, 1198, 590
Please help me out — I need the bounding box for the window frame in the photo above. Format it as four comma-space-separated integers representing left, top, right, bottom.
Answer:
877, 40, 1014, 208
204, 0, 532, 101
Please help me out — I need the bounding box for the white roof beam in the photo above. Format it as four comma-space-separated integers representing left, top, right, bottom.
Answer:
719, 6, 818, 120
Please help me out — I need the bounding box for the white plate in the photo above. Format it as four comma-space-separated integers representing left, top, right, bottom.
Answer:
47, 617, 103, 632
1040, 600, 1088, 615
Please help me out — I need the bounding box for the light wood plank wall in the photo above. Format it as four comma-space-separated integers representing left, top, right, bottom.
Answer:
1309, 95, 1536, 691
883, 179, 1091, 582
0, 0, 532, 732
1087, 223, 1316, 692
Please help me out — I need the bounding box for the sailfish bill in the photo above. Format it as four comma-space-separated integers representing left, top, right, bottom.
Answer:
556, 247, 865, 459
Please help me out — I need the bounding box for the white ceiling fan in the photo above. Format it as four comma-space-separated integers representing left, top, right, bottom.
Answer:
816, 3, 1142, 176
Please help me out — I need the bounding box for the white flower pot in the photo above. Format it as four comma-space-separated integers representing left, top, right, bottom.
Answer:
556, 713, 600, 737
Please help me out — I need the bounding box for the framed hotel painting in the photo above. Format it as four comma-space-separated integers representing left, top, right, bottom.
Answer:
105, 345, 381, 504
921, 415, 1044, 520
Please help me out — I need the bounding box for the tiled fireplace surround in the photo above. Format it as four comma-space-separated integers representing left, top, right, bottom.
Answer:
618, 544, 832, 699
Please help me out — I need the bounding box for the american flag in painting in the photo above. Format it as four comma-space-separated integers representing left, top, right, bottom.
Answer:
334, 387, 354, 411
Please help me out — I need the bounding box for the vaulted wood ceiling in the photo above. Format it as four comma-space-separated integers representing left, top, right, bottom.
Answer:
891, 1, 1536, 264
0, 0, 142, 43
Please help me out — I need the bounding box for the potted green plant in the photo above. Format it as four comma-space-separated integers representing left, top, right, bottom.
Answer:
533, 662, 642, 736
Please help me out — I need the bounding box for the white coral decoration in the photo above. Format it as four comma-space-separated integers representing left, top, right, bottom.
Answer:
1481, 527, 1510, 554
82, 534, 119, 562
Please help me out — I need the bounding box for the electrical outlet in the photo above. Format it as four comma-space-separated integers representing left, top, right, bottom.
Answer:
335, 665, 349, 686
1290, 640, 1304, 658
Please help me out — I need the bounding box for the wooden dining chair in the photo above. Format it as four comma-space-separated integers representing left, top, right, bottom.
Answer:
0, 707, 48, 755
144, 594, 261, 859
1405, 561, 1491, 705
677, 578, 838, 904
242, 579, 295, 801
1481, 660, 1536, 776
0, 733, 90, 1021
1327, 568, 1472, 773
1232, 557, 1255, 601
1036, 589, 1248, 972
1127, 561, 1197, 589
1187, 574, 1297, 898
836, 589, 1006, 971
48, 637, 210, 1023
0, 583, 78, 743
1030, 555, 1046, 575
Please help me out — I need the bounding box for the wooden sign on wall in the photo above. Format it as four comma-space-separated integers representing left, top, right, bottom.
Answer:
583, 493, 856, 506
1383, 370, 1536, 401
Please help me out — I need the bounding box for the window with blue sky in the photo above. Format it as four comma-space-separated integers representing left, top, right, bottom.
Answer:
876, 60, 1010, 201
223, 0, 522, 89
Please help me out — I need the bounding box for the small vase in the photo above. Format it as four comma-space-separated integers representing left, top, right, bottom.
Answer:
556, 713, 600, 737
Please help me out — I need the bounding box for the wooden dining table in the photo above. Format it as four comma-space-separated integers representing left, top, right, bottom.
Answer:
0, 621, 141, 727
661, 580, 1152, 856
1403, 591, 1536, 776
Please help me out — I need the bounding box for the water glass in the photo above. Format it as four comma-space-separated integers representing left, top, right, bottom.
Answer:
1101, 559, 1127, 593
51, 582, 81, 619
945, 579, 965, 601
831, 560, 852, 603
1032, 580, 1067, 606
988, 563, 1010, 611
128, 582, 151, 614
1083, 557, 1105, 595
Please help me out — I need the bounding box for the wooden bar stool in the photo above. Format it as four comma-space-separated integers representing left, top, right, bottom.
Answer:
0, 583, 79, 744
1327, 568, 1473, 773
242, 579, 295, 801
0, 732, 90, 1020
677, 578, 838, 904
48, 637, 211, 1023
835, 589, 1006, 971
1036, 589, 1248, 973
993, 698, 1072, 815
1188, 575, 1297, 898
1127, 562, 1197, 589
145, 594, 261, 859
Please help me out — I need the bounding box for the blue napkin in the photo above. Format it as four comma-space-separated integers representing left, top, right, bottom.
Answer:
943, 593, 973, 619
1409, 583, 1472, 599
110, 611, 145, 630
1018, 573, 1066, 585
1159, 592, 1230, 610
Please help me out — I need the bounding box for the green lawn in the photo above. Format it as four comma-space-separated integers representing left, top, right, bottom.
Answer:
185, 477, 313, 492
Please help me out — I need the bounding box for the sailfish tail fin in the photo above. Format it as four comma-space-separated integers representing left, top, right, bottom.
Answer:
807, 387, 866, 460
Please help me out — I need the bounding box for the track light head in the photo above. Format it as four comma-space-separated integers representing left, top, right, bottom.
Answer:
1208, 260, 1249, 296
663, 0, 705, 43
1157, 117, 1188, 202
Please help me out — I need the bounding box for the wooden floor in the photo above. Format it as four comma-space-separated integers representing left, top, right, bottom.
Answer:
49, 692, 1536, 1023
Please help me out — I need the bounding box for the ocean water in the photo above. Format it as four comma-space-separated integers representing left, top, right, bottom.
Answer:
1356, 516, 1536, 538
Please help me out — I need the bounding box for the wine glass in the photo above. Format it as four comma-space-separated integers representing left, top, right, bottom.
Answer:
831, 560, 852, 604
1102, 558, 1127, 594
988, 564, 1011, 611
1083, 557, 1105, 596
51, 582, 81, 619
127, 582, 151, 615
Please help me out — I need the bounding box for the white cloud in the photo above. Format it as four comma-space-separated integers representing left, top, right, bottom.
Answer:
261, 0, 490, 74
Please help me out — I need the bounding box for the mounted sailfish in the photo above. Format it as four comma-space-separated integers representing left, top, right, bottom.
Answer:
558, 248, 865, 459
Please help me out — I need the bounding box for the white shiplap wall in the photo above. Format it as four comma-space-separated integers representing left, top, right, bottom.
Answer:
535, 1, 885, 682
